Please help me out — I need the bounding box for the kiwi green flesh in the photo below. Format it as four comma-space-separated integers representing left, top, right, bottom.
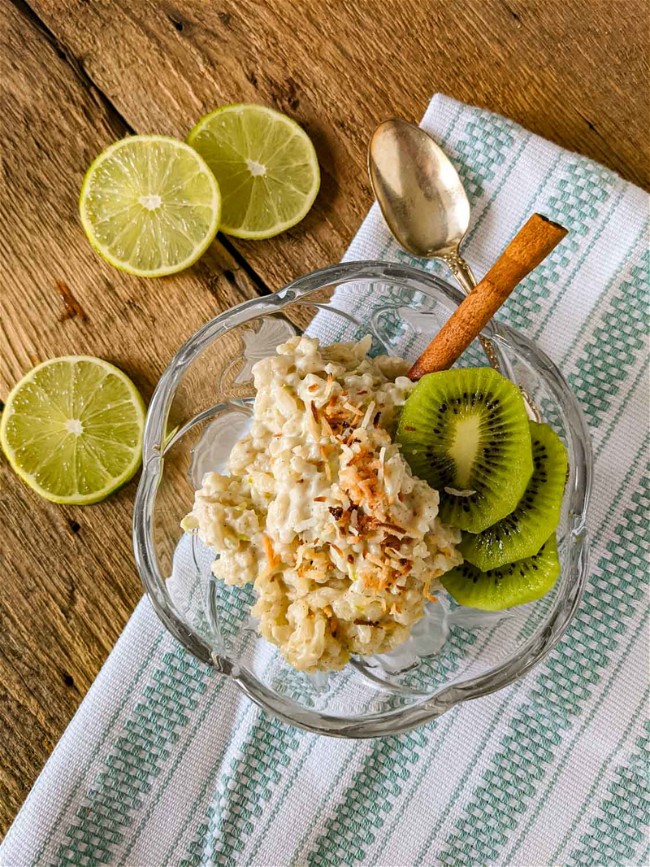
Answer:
442, 535, 560, 610
396, 367, 533, 532
459, 421, 568, 570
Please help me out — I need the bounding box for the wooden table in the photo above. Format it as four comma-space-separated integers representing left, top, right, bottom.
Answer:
1, 0, 647, 837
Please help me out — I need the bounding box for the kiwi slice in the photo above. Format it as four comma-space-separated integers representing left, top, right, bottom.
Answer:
459, 421, 568, 569
442, 535, 560, 610
396, 367, 533, 532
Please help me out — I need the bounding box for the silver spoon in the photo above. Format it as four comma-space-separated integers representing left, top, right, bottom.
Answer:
368, 117, 500, 371
368, 117, 542, 421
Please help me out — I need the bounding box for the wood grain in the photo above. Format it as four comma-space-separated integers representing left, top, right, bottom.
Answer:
0, 0, 262, 833
1, 0, 647, 840
27, 0, 650, 296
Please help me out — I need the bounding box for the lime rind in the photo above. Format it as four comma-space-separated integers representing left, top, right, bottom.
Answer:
1, 356, 146, 505
187, 103, 320, 240
79, 135, 221, 278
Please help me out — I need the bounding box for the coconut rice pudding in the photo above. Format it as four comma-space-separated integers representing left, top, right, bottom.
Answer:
182, 334, 462, 672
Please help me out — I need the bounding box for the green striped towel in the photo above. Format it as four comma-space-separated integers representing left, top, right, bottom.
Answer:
2, 95, 648, 867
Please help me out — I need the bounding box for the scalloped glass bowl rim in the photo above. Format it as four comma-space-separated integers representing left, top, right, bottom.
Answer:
133, 260, 592, 738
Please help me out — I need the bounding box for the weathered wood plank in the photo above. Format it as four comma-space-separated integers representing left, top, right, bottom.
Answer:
1, 0, 648, 840
0, 0, 262, 833
28, 0, 650, 297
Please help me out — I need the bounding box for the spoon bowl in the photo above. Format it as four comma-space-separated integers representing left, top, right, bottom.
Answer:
369, 118, 471, 261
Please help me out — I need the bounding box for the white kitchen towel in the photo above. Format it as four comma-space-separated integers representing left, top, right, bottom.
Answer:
2, 94, 648, 867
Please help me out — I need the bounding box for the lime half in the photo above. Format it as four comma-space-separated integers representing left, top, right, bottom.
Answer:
79, 135, 221, 277
1, 356, 145, 505
187, 104, 320, 239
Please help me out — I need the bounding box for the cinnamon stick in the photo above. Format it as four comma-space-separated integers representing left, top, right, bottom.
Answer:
407, 214, 568, 380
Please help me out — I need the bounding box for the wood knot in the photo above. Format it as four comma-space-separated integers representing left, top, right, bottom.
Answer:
55, 281, 88, 322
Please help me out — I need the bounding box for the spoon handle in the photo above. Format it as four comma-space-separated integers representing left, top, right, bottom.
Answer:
444, 251, 477, 295
408, 214, 568, 380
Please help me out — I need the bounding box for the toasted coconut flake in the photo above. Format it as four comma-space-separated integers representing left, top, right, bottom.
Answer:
343, 401, 363, 416
378, 446, 386, 487
361, 401, 376, 429
306, 406, 320, 439
423, 578, 437, 603
358, 479, 375, 501
262, 534, 279, 575
380, 522, 407, 535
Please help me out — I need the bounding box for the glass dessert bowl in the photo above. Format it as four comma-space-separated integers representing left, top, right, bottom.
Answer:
133, 261, 592, 737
